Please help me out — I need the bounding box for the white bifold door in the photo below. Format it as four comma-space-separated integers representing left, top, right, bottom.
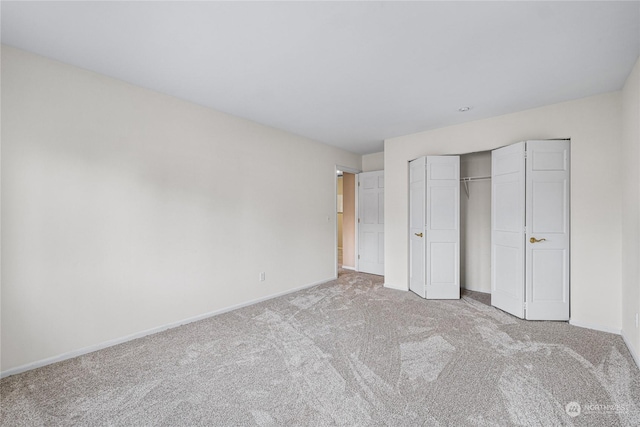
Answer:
491, 140, 570, 320
409, 156, 460, 299
358, 170, 384, 275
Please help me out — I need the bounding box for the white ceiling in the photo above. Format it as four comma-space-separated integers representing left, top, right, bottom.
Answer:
2, 1, 639, 154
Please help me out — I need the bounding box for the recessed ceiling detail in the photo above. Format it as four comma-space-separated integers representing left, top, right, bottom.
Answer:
2, 2, 638, 154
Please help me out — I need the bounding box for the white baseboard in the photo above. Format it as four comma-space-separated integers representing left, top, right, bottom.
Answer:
561, 321, 640, 370
569, 319, 621, 335
341, 265, 355, 271
0, 277, 332, 379
621, 330, 640, 370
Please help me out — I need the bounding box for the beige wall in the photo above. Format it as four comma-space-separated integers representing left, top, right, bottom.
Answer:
621, 56, 640, 364
385, 92, 623, 332
362, 151, 384, 171
460, 151, 491, 293
1, 46, 361, 372
342, 173, 356, 268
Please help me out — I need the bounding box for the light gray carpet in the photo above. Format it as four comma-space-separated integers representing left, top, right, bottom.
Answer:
2, 270, 639, 426
461, 288, 492, 307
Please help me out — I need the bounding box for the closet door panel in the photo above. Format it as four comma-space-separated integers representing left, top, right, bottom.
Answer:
531, 250, 566, 301
531, 181, 567, 234
430, 242, 456, 283
426, 156, 460, 299
525, 140, 570, 320
429, 186, 457, 230
491, 142, 526, 318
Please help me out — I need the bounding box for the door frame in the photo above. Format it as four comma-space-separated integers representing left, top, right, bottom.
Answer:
335, 165, 361, 279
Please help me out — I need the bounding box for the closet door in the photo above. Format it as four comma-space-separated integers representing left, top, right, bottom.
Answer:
409, 157, 426, 298
491, 140, 570, 320
525, 140, 570, 320
425, 156, 460, 299
491, 142, 526, 318
409, 156, 460, 299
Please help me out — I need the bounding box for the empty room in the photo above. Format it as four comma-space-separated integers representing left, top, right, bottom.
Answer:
2, 1, 640, 425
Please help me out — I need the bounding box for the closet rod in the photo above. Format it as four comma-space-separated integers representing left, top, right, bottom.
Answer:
460, 175, 491, 182
460, 175, 491, 198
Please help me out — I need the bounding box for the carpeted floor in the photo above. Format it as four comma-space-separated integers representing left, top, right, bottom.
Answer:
1, 270, 639, 426
461, 288, 492, 307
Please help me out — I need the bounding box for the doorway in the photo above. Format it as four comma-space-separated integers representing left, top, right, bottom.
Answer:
336, 167, 358, 276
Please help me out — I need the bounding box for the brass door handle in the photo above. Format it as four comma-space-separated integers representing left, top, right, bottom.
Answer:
530, 237, 547, 243
415, 232, 423, 237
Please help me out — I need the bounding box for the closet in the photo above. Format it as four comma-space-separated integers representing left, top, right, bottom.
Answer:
409, 140, 571, 322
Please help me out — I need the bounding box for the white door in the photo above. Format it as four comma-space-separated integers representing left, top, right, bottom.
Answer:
409, 156, 460, 299
409, 158, 426, 297
525, 140, 570, 320
358, 170, 384, 275
491, 142, 526, 318
425, 156, 460, 299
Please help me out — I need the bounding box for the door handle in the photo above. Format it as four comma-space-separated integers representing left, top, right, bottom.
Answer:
530, 237, 547, 243
415, 232, 423, 238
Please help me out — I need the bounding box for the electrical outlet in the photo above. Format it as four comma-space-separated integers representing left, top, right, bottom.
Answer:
259, 272, 265, 282
636, 313, 639, 328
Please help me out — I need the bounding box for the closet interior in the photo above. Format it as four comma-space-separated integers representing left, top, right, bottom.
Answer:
460, 151, 492, 295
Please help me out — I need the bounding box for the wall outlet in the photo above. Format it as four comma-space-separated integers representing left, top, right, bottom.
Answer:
636, 313, 639, 328
259, 272, 265, 282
